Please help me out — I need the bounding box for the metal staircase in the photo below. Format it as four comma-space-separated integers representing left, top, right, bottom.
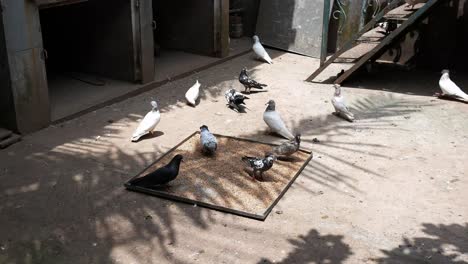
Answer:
0, 128, 21, 149
307, 0, 442, 84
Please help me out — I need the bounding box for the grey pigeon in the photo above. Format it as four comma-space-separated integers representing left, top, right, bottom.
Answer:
273, 134, 301, 157
242, 153, 276, 180
200, 125, 218, 155
129, 154, 183, 187
224, 88, 249, 112
263, 100, 295, 140
239, 68, 267, 93
332, 84, 355, 122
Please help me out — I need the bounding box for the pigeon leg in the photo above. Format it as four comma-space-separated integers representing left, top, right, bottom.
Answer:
251, 170, 258, 181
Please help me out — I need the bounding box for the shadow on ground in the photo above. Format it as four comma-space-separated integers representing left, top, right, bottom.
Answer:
344, 65, 468, 98
258, 229, 352, 264
0, 45, 444, 263
374, 223, 468, 263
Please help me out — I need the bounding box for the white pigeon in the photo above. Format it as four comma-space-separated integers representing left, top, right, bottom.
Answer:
439, 69, 468, 102
263, 100, 294, 140
252, 35, 273, 64
185, 80, 200, 106
131, 101, 161, 142
332, 84, 355, 122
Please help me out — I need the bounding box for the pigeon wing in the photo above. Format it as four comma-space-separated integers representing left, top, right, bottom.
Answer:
263, 111, 294, 140
253, 43, 272, 64
440, 77, 468, 101
253, 159, 264, 169
132, 110, 161, 141
185, 82, 200, 105
130, 166, 173, 186
273, 141, 297, 156
332, 97, 354, 116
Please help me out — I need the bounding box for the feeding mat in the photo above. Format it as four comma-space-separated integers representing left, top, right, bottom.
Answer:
125, 132, 313, 220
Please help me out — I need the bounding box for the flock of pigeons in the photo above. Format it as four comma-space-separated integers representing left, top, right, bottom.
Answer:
128, 35, 468, 188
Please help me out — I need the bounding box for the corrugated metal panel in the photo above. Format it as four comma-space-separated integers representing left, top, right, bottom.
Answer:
255, 0, 327, 58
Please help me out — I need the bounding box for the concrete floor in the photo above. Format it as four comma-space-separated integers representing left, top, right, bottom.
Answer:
1, 50, 467, 264
49, 38, 251, 121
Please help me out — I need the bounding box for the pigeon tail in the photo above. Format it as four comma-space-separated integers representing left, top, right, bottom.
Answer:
131, 132, 147, 142
336, 111, 355, 122
342, 112, 355, 122
203, 142, 217, 155
278, 130, 295, 140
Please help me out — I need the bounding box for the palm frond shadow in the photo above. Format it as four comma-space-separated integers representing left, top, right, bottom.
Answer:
240, 93, 435, 196
258, 229, 353, 264
374, 223, 468, 263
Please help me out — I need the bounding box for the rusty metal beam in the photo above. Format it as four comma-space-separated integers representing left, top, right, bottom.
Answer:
306, 0, 401, 82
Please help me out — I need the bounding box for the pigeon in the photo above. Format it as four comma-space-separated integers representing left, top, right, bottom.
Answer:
239, 68, 267, 94
242, 153, 276, 180
224, 88, 249, 111
185, 80, 200, 106
200, 125, 218, 155
131, 100, 161, 142
439, 69, 468, 102
252, 35, 273, 64
377, 21, 397, 35
404, 0, 427, 9
332, 84, 355, 122
129, 154, 184, 187
263, 100, 294, 140
273, 134, 301, 157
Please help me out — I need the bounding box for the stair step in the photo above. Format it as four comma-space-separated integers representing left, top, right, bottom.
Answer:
384, 2, 425, 20
0, 133, 21, 149
0, 128, 13, 140
307, 0, 439, 84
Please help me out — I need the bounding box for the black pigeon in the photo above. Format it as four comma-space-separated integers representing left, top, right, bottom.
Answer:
377, 21, 397, 35
239, 67, 267, 93
242, 153, 276, 180
224, 88, 249, 112
129, 154, 183, 187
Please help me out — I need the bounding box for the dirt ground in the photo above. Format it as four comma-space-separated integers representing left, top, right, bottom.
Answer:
0, 50, 467, 264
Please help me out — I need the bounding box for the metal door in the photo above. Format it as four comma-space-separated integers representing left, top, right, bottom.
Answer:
255, 0, 330, 58
153, 0, 228, 57
132, 0, 155, 83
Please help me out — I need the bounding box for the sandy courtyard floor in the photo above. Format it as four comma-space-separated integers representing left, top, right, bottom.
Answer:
0, 50, 467, 263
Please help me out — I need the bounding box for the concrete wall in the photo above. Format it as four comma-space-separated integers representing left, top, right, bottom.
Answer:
2, 0, 50, 133
0, 12, 17, 131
